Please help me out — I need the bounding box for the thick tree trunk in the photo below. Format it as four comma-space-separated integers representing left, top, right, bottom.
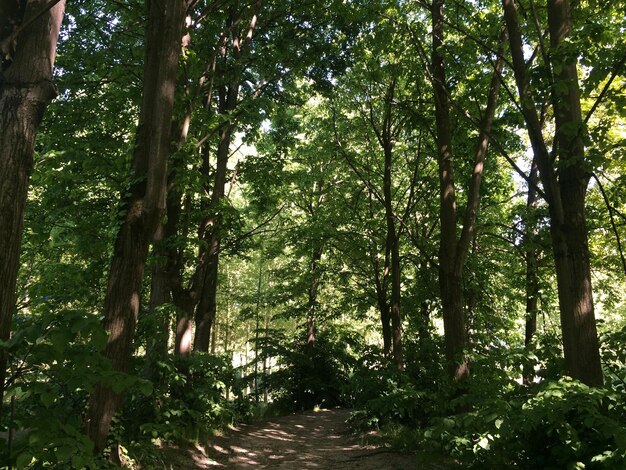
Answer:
547, 0, 602, 387
172, 195, 195, 356
147, 82, 194, 364
145, 173, 184, 371
503, 0, 603, 386
431, 0, 466, 381
193, 117, 236, 352
145, 192, 178, 363
0, 0, 65, 415
84, 0, 186, 453
174, 298, 194, 356
431, 1, 503, 381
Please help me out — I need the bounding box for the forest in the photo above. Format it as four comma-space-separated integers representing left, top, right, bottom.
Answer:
1, 0, 625, 468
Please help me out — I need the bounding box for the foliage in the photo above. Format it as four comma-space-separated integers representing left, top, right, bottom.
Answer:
416, 378, 626, 469
262, 329, 359, 412
2, 0, 626, 467
120, 354, 236, 443
405, 332, 626, 468
347, 362, 432, 432
0, 309, 140, 469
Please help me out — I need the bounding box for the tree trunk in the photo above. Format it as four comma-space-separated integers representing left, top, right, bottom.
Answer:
145, 182, 181, 369
376, 78, 404, 370
524, 161, 539, 348
370, 187, 391, 356
419, 300, 430, 345
0, 0, 65, 416
383, 155, 403, 369
523, 162, 539, 385
193, 2, 260, 352
174, 298, 194, 356
306, 246, 323, 346
376, 288, 392, 356
503, 0, 603, 386
193, 117, 236, 352
431, 0, 466, 381
147, 84, 194, 365
431, 1, 503, 381
84, 0, 186, 453
389, 234, 403, 370
547, 0, 602, 387
172, 195, 195, 356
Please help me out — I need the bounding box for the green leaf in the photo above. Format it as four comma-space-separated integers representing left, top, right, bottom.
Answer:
40, 391, 55, 408
139, 380, 153, 397
55, 445, 74, 462
16, 453, 33, 469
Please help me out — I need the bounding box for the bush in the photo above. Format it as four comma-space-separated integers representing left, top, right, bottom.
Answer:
120, 353, 239, 444
347, 350, 436, 432
416, 379, 626, 468
262, 328, 358, 412
0, 309, 119, 469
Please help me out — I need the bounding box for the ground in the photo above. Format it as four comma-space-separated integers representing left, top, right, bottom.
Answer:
162, 408, 420, 469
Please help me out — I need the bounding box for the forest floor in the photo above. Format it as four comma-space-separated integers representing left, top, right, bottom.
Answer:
161, 408, 435, 469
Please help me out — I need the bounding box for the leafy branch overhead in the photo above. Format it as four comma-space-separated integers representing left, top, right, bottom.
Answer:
0, 0, 625, 468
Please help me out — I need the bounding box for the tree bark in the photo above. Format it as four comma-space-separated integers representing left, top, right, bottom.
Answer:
524, 161, 539, 348
369, 188, 392, 356
503, 0, 603, 386
523, 161, 539, 385
547, 0, 602, 387
376, 285, 392, 356
172, 194, 195, 356
432, 0, 464, 381
84, 0, 187, 453
306, 246, 323, 346
431, 0, 503, 381
145, 175, 182, 369
193, 2, 261, 352
375, 78, 404, 370
144, 165, 187, 368
0, 0, 65, 416
193, 116, 236, 352
383, 144, 403, 370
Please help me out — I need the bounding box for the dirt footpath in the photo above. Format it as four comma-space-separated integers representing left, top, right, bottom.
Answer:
172, 408, 417, 469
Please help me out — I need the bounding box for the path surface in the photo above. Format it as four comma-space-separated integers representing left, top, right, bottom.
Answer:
167, 408, 417, 469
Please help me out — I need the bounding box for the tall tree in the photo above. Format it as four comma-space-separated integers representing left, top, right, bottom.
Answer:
430, 0, 503, 381
379, 79, 405, 370
0, 0, 66, 415
84, 0, 188, 452
193, 1, 261, 352
502, 0, 603, 386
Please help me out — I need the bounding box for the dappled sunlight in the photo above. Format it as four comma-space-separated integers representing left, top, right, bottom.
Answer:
197, 409, 417, 469
212, 444, 229, 454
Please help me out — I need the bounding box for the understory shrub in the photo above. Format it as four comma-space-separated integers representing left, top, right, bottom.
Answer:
119, 353, 242, 444
262, 328, 359, 412
417, 379, 626, 468
0, 309, 137, 469
412, 331, 626, 469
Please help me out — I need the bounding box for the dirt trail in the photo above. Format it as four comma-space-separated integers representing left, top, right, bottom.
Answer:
169, 408, 417, 469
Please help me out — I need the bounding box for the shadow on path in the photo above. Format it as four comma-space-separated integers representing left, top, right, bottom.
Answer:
169, 408, 417, 469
